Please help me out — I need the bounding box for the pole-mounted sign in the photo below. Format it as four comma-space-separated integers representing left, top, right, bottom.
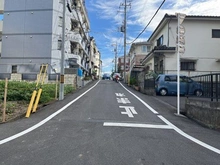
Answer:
176, 13, 186, 115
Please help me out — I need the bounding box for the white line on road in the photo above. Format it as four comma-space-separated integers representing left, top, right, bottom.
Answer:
120, 83, 220, 155
158, 115, 220, 155
0, 81, 100, 145
103, 122, 173, 129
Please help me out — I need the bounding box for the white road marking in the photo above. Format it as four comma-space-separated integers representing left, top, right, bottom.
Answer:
120, 83, 159, 114
120, 82, 220, 155
117, 98, 131, 104
115, 93, 125, 97
119, 106, 137, 118
103, 122, 173, 129
0, 81, 100, 145
158, 115, 220, 155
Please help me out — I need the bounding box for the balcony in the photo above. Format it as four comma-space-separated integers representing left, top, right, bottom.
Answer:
67, 33, 82, 43
67, 54, 81, 67
68, 32, 89, 58
0, 0, 4, 14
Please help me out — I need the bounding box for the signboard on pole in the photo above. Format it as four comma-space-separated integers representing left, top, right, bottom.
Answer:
176, 12, 186, 115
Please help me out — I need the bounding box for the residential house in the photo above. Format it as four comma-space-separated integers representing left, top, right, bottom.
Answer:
128, 41, 151, 84
0, 0, 95, 81
142, 14, 220, 77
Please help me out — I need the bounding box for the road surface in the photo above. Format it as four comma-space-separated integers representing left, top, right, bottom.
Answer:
0, 80, 220, 165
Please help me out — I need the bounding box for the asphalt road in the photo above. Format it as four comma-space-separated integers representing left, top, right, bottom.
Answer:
0, 80, 220, 165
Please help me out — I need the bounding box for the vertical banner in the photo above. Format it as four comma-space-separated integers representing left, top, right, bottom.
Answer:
176, 13, 186, 115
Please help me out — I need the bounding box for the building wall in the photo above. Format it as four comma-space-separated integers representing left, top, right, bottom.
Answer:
0, 0, 4, 14
0, 0, 91, 77
0, 0, 54, 73
151, 17, 220, 75
0, 20, 2, 56
118, 56, 129, 72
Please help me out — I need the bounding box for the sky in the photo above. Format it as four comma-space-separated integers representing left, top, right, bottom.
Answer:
85, 0, 220, 75
1, 0, 220, 75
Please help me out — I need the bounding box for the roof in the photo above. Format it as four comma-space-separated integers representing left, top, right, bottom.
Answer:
148, 13, 220, 42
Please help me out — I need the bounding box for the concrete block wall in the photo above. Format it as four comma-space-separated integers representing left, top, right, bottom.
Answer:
64, 74, 76, 85
8, 73, 77, 89
11, 74, 22, 81
185, 98, 220, 129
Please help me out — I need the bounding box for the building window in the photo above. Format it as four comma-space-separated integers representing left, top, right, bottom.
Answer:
157, 35, 163, 46
12, 65, 17, 73
147, 46, 151, 52
142, 45, 147, 52
58, 17, 63, 27
71, 0, 77, 7
181, 61, 195, 71
121, 58, 124, 63
58, 40, 62, 50
70, 42, 77, 54
71, 20, 78, 31
212, 29, 220, 38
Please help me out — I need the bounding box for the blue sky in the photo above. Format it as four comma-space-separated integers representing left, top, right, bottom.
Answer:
1, 0, 220, 75
86, 0, 220, 75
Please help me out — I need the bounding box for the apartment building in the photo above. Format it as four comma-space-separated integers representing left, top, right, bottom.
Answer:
118, 55, 130, 73
142, 14, 220, 76
0, 0, 3, 58
90, 38, 102, 79
0, 0, 96, 80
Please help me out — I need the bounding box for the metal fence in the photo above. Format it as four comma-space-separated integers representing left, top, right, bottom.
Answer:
144, 78, 155, 89
190, 73, 220, 102
143, 73, 220, 102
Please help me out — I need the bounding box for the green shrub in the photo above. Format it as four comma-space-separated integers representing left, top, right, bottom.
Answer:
130, 77, 137, 85
64, 85, 75, 95
83, 76, 92, 81
0, 81, 75, 104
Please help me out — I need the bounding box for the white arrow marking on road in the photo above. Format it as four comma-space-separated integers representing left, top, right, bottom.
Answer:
119, 106, 137, 118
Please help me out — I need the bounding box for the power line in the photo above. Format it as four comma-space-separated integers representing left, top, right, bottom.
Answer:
129, 0, 166, 44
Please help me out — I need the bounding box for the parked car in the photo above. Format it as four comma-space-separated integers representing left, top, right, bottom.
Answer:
155, 74, 203, 96
102, 73, 110, 80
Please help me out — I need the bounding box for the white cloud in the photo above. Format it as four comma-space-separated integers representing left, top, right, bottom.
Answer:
89, 0, 220, 73
102, 57, 114, 71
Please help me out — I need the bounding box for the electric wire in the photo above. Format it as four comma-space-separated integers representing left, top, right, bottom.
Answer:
129, 0, 166, 44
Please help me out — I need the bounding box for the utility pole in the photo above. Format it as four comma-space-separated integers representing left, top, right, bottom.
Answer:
120, 0, 131, 83
59, 0, 66, 100
114, 42, 117, 72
